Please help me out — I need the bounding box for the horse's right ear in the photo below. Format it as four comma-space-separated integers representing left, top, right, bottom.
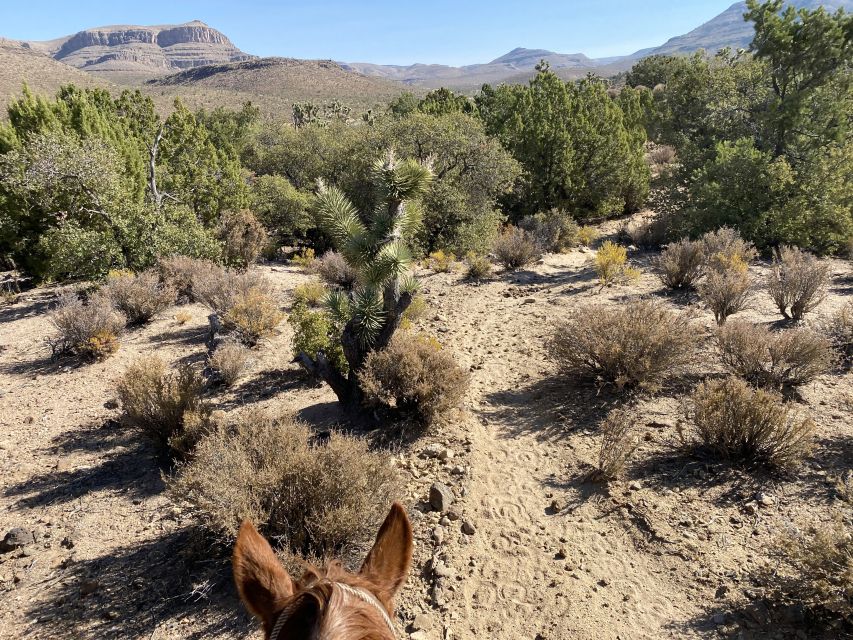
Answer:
233, 521, 294, 630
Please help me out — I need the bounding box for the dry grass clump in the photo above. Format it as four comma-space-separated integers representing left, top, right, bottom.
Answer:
654, 238, 704, 290
767, 246, 830, 321
174, 310, 193, 325
550, 300, 698, 391
222, 287, 284, 346
647, 144, 676, 167
595, 409, 639, 481
315, 250, 358, 289
102, 270, 175, 326
208, 340, 252, 387
698, 255, 752, 325
594, 241, 639, 288
427, 250, 457, 273
359, 333, 470, 428
219, 209, 268, 270
117, 356, 211, 458
576, 225, 599, 247
169, 408, 400, 560
464, 253, 493, 281
766, 518, 853, 623
293, 280, 328, 308
717, 322, 833, 388
49, 291, 125, 360
683, 377, 813, 468
157, 255, 215, 303
493, 226, 541, 271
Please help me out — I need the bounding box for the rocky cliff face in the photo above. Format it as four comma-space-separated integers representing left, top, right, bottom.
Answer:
30, 21, 253, 78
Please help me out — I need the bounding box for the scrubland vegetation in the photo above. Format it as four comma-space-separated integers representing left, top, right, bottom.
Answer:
1, 1, 851, 638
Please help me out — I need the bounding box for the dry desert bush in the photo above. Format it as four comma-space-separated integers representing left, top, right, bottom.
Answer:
595, 409, 639, 481
464, 253, 494, 281
315, 250, 358, 289
493, 226, 541, 271
102, 269, 176, 326
49, 291, 125, 360
222, 287, 284, 346
576, 225, 599, 247
767, 245, 830, 321
766, 518, 853, 623
826, 301, 853, 364
699, 227, 758, 266
647, 144, 676, 167
169, 408, 400, 561
683, 377, 814, 468
550, 299, 698, 392
654, 238, 704, 290
359, 333, 470, 428
292, 279, 329, 307
290, 247, 316, 270
594, 241, 639, 288
716, 321, 833, 388
117, 356, 212, 458
219, 209, 268, 269
208, 340, 252, 387
427, 250, 457, 273
698, 255, 752, 325
622, 215, 671, 250
518, 210, 579, 253
193, 266, 271, 315
157, 255, 215, 303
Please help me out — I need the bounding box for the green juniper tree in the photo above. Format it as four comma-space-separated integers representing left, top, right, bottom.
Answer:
295, 151, 432, 406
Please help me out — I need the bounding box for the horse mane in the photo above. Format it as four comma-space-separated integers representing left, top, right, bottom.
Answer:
273, 561, 395, 640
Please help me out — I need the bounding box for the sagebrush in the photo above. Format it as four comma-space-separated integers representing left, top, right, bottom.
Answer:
208, 340, 252, 387
493, 226, 540, 271
49, 291, 125, 360
102, 270, 175, 325
359, 333, 470, 428
314, 250, 358, 289
219, 209, 268, 270
767, 245, 829, 321
684, 376, 813, 468
596, 409, 639, 481
717, 321, 833, 388
117, 356, 211, 458
654, 238, 704, 290
169, 408, 400, 561
698, 255, 752, 325
550, 300, 698, 391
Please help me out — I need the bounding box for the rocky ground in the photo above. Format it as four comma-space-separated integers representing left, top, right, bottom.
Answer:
1, 229, 851, 640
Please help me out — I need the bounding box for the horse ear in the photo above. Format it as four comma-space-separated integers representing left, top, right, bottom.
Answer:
359, 502, 413, 605
233, 521, 294, 629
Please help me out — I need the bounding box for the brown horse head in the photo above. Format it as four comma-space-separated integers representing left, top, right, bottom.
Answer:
233, 502, 413, 639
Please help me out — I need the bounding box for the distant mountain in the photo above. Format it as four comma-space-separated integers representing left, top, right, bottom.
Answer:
21, 21, 253, 82
633, 0, 852, 58
344, 0, 852, 90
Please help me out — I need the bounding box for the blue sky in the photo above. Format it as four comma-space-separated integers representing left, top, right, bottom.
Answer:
1, 0, 737, 65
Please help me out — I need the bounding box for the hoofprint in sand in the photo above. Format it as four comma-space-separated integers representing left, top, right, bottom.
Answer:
0, 242, 850, 639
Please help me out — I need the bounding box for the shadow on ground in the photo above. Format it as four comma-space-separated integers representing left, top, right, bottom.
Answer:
3, 420, 165, 509
24, 527, 253, 640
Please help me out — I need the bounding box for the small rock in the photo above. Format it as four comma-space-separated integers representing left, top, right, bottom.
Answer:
712, 613, 727, 625
439, 516, 451, 527
422, 443, 444, 459
410, 632, 429, 640
628, 481, 642, 491
411, 613, 433, 632
429, 483, 454, 512
79, 579, 100, 596
756, 492, 775, 507
438, 448, 454, 461
60, 536, 75, 549
432, 526, 445, 545
0, 528, 35, 553
744, 502, 758, 516
103, 399, 119, 410
446, 510, 460, 521
523, 298, 536, 304
555, 547, 568, 560
461, 520, 476, 535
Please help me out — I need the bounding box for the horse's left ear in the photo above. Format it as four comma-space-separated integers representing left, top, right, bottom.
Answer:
233, 521, 294, 631
359, 502, 414, 606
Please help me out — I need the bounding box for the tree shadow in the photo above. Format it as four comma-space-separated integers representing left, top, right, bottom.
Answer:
219, 367, 311, 409
0, 347, 77, 376
3, 420, 165, 509
24, 527, 253, 640
790, 434, 853, 505
0, 294, 53, 324
482, 376, 625, 443
499, 265, 600, 291
146, 324, 209, 346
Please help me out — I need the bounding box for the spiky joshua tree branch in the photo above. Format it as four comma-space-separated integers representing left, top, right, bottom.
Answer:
295, 151, 432, 406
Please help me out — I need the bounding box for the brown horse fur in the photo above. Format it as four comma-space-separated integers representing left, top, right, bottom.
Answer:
233, 502, 413, 639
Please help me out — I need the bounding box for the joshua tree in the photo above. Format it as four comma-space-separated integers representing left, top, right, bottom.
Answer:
295, 151, 432, 405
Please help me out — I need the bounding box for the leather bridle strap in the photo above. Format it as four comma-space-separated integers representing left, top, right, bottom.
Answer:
269, 582, 397, 639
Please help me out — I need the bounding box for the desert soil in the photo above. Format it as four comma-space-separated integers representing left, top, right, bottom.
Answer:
1, 226, 851, 640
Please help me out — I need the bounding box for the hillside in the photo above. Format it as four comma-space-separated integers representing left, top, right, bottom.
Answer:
0, 38, 109, 113
23, 21, 252, 83
634, 0, 852, 58
148, 57, 414, 112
